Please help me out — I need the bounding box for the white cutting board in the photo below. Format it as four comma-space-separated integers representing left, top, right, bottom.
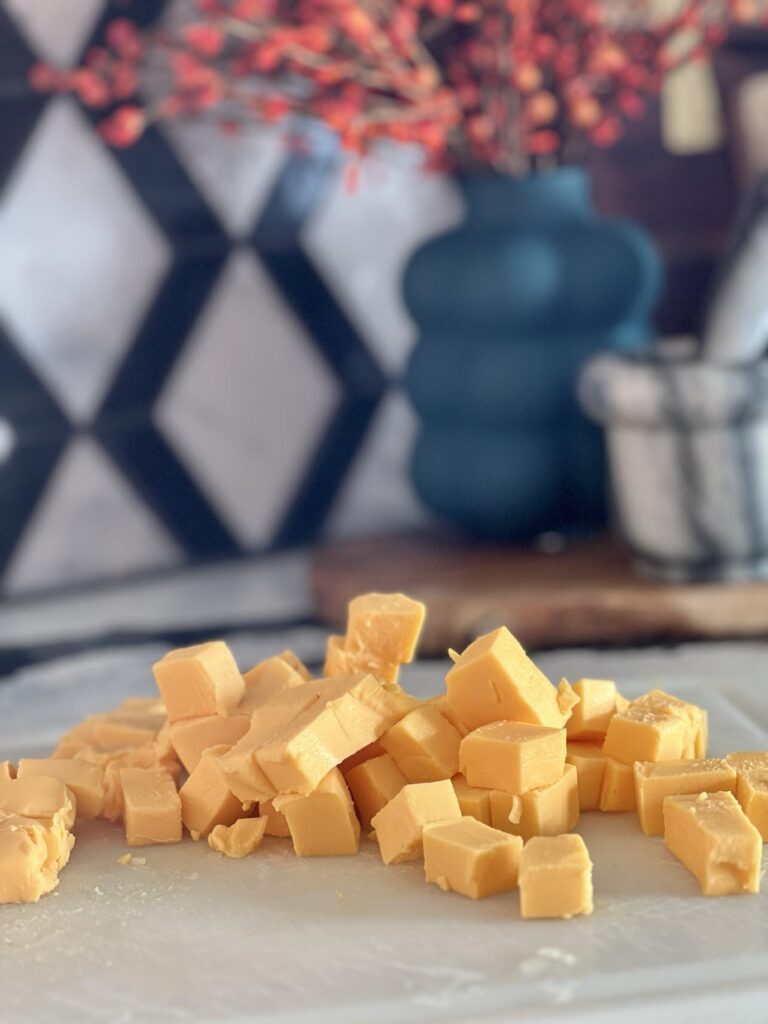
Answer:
2, 646, 768, 1024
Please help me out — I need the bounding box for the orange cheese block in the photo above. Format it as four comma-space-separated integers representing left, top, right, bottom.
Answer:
242, 654, 309, 705
602, 703, 690, 766
0, 813, 74, 904
255, 675, 418, 797
208, 817, 267, 858
17, 758, 105, 819
726, 752, 768, 840
274, 769, 360, 857
459, 721, 566, 795
339, 741, 386, 776
599, 756, 637, 812
566, 743, 606, 811
634, 758, 737, 836
168, 714, 251, 774
371, 780, 461, 865
345, 593, 426, 665
519, 834, 594, 919
634, 690, 707, 759
427, 694, 470, 737
380, 706, 460, 783
490, 763, 579, 841
663, 791, 761, 895
566, 679, 620, 742
451, 774, 492, 826
346, 753, 408, 829
324, 634, 401, 686
423, 817, 523, 899
0, 775, 76, 828
152, 641, 245, 723
179, 744, 245, 839
445, 627, 576, 732
258, 798, 291, 838
120, 767, 182, 847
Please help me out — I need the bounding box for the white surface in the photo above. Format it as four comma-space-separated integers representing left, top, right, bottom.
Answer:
2, 643, 768, 1021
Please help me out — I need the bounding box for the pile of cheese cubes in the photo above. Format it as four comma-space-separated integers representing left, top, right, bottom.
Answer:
1, 592, 766, 913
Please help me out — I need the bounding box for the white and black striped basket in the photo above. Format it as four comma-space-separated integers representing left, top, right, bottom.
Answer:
579, 348, 768, 581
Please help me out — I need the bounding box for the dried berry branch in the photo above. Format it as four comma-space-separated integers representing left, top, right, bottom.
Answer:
29, 0, 768, 172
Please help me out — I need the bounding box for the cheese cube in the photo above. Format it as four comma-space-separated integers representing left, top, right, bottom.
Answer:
208, 817, 267, 858
339, 741, 386, 775
599, 756, 637, 812
459, 721, 566, 795
371, 780, 462, 865
602, 704, 689, 766
423, 817, 523, 898
346, 593, 426, 665
168, 714, 251, 774
380, 706, 460, 783
0, 775, 76, 828
451, 774, 492, 825
427, 694, 470, 737
152, 641, 245, 723
346, 754, 408, 829
256, 675, 416, 797
242, 654, 308, 704
274, 769, 360, 857
323, 634, 400, 684
566, 743, 606, 811
635, 758, 737, 836
258, 797, 291, 837
490, 764, 579, 841
0, 813, 74, 904
0, 762, 16, 780
445, 628, 575, 731
631, 690, 707, 759
179, 744, 244, 839
17, 758, 105, 819
663, 791, 761, 895
120, 767, 182, 846
519, 834, 594, 919
218, 685, 323, 804
726, 752, 768, 839
566, 679, 619, 741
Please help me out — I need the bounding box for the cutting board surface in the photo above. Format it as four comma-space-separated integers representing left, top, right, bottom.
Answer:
2, 660, 768, 1024
312, 534, 768, 653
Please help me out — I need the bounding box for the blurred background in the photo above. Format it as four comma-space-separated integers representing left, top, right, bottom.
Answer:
4, 1, 768, 658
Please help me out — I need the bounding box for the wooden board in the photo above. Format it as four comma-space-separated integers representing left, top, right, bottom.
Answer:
311, 533, 768, 655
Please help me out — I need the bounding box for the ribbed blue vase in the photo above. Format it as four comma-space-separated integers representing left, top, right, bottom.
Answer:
403, 167, 662, 539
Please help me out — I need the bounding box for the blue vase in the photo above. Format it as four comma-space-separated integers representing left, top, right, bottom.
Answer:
403, 167, 662, 539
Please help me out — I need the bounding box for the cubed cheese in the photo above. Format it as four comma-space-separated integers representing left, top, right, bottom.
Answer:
490, 764, 579, 841
566, 679, 619, 741
726, 752, 768, 840
519, 834, 594, 919
346, 753, 408, 829
120, 767, 182, 846
663, 791, 761, 895
566, 743, 606, 811
17, 758, 105, 819
634, 758, 737, 836
152, 641, 245, 723
380, 706, 460, 783
599, 756, 637, 812
274, 769, 360, 857
168, 714, 251, 774
371, 780, 461, 865
459, 721, 566, 795
451, 774, 492, 825
445, 627, 576, 732
208, 817, 267, 858
423, 817, 523, 898
179, 744, 244, 839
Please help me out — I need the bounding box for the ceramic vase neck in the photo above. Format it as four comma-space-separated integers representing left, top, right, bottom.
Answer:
459, 168, 592, 227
